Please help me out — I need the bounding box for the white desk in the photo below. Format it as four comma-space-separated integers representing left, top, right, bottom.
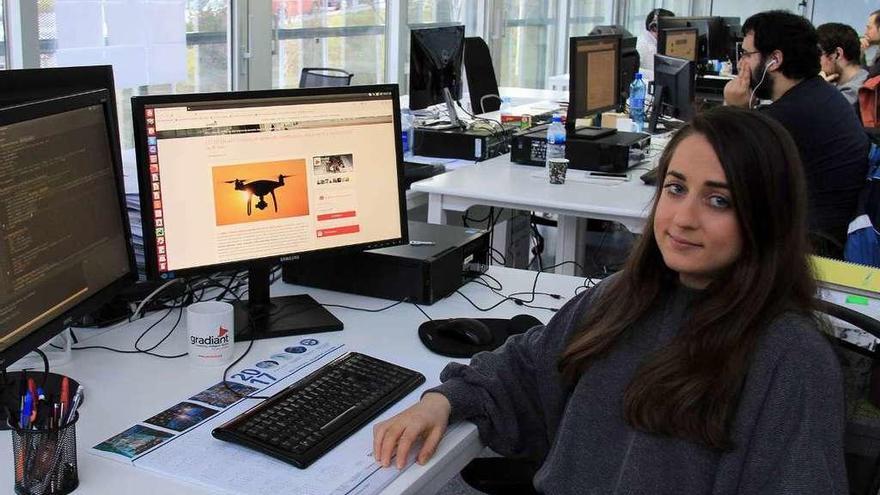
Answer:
0, 267, 587, 495
411, 154, 658, 275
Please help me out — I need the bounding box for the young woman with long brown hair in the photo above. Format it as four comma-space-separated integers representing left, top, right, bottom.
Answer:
373, 106, 847, 493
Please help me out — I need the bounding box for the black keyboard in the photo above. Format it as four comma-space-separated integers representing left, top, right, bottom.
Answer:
212, 353, 425, 468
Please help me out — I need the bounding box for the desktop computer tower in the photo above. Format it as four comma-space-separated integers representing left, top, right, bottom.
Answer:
281, 221, 490, 305
413, 126, 513, 161
510, 125, 651, 173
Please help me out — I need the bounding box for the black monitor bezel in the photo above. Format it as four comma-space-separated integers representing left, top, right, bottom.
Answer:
409, 25, 466, 110
0, 89, 138, 369
653, 54, 696, 122
131, 84, 409, 282
658, 27, 699, 62
567, 33, 623, 128
658, 16, 729, 62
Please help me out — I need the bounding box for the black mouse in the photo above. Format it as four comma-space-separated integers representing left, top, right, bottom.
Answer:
436, 318, 494, 346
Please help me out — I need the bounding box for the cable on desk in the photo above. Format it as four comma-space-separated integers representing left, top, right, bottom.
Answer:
412, 302, 433, 321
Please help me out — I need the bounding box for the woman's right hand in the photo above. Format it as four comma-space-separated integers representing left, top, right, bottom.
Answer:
372, 392, 452, 469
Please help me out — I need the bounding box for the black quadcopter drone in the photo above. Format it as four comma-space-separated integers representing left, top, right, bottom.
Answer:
224, 174, 292, 216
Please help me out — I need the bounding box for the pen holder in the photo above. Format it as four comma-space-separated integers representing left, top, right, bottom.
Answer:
8, 413, 79, 495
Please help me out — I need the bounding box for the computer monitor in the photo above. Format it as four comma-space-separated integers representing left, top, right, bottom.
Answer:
658, 27, 699, 62
589, 26, 640, 104
409, 26, 465, 111
0, 89, 137, 426
649, 54, 696, 133
131, 85, 408, 341
567, 34, 621, 133
658, 16, 730, 63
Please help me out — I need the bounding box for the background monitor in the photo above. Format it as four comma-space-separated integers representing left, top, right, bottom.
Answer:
131, 85, 408, 341
659, 27, 699, 62
650, 54, 696, 133
657, 16, 730, 62
0, 90, 137, 427
589, 26, 640, 105
409, 26, 465, 111
567, 34, 621, 129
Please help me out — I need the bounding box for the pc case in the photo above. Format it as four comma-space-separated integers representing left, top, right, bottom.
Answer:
510, 124, 651, 173
281, 222, 490, 305
412, 126, 512, 161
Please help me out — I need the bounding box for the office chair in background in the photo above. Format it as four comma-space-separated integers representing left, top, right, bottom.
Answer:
819, 299, 880, 495
299, 68, 354, 88
464, 37, 501, 114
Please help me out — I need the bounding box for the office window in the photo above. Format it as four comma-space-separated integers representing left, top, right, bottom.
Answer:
271, 0, 386, 88
37, 0, 231, 152
0, 4, 5, 70
569, 0, 614, 37
498, 0, 557, 89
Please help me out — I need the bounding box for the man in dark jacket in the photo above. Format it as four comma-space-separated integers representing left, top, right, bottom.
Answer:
725, 10, 869, 257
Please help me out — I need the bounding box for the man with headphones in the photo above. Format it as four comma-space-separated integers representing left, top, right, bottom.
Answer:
636, 8, 674, 81
724, 10, 868, 258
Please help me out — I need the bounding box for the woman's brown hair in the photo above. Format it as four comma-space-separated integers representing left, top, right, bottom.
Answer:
558, 106, 817, 450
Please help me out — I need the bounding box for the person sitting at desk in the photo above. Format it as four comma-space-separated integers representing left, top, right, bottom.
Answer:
817, 22, 870, 111
636, 8, 675, 81
373, 106, 846, 493
862, 9, 880, 77
724, 10, 869, 258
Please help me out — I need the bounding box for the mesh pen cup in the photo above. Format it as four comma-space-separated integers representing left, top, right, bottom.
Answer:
548, 158, 569, 184
8, 413, 79, 495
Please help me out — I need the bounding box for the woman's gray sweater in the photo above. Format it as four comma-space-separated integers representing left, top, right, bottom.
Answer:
429, 282, 847, 494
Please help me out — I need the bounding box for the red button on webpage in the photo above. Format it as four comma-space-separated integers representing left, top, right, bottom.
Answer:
317, 225, 360, 237
317, 211, 357, 221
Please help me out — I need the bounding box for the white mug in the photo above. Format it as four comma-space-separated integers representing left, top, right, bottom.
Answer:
186, 301, 235, 366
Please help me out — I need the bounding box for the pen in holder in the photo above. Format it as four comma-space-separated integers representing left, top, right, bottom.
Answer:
8, 413, 79, 495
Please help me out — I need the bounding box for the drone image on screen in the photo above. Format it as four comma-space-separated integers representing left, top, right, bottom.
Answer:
224, 174, 292, 215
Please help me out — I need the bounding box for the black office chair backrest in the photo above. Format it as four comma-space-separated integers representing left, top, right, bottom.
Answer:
464, 37, 501, 114
817, 299, 880, 495
299, 68, 354, 88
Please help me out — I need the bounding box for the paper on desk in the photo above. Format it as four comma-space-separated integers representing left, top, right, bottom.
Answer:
91, 338, 415, 495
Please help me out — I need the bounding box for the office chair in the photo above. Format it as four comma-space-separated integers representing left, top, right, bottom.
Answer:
464, 37, 501, 114
299, 68, 354, 88
817, 299, 880, 495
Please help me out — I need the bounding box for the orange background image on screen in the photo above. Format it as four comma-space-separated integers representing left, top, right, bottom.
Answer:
666, 32, 697, 62
211, 159, 310, 226
577, 40, 617, 113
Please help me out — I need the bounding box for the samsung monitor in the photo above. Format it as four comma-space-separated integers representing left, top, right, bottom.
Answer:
409, 26, 466, 111
131, 85, 408, 341
567, 34, 621, 136
0, 90, 137, 426
649, 54, 696, 133
659, 27, 699, 62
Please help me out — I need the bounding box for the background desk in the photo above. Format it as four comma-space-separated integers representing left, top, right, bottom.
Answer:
0, 267, 588, 495
412, 156, 657, 275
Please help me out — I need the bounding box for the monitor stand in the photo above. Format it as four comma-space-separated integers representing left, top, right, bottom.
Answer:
572, 126, 616, 139
648, 84, 668, 134
0, 370, 83, 431
233, 261, 343, 342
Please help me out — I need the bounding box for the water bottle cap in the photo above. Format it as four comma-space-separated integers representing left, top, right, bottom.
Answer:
502, 96, 511, 103
635, 73, 642, 80
551, 114, 562, 123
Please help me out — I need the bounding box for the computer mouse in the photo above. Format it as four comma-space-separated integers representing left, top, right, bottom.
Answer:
436, 318, 494, 346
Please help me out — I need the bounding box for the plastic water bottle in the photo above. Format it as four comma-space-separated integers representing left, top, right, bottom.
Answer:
545, 113, 566, 166
499, 96, 516, 124
400, 108, 414, 157
628, 73, 646, 132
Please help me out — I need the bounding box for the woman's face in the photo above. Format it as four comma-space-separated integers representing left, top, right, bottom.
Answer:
653, 134, 743, 289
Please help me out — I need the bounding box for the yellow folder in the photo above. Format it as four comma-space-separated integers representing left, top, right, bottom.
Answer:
811, 255, 880, 295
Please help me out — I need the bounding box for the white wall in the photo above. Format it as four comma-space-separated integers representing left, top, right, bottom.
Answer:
812, 0, 874, 36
